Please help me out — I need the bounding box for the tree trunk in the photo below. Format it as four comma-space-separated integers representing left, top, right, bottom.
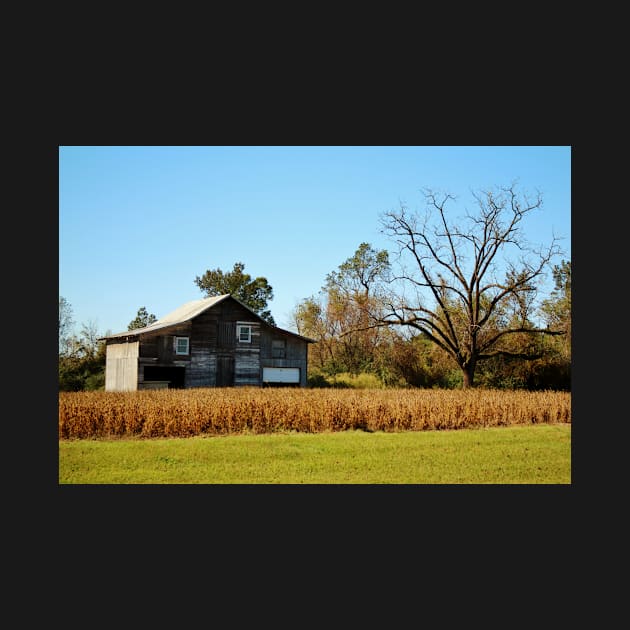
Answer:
462, 362, 476, 389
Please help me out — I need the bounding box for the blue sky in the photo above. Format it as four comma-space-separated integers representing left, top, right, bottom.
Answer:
59, 146, 571, 336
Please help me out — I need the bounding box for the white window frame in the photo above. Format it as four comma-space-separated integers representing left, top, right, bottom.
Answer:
175, 336, 189, 355
237, 324, 252, 343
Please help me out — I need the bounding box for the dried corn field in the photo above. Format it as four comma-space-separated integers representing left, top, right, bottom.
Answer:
59, 388, 571, 440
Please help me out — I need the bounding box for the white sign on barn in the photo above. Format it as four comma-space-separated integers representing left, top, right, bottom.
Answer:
262, 367, 300, 384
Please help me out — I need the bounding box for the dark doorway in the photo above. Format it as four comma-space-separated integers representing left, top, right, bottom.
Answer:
144, 365, 186, 388
216, 356, 234, 387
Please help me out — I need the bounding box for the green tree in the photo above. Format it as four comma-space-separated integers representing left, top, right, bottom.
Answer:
293, 243, 390, 375
540, 260, 571, 347
374, 183, 565, 388
324, 243, 390, 373
292, 295, 337, 373
128, 306, 157, 330
529, 259, 571, 389
195, 261, 275, 325
326, 243, 390, 301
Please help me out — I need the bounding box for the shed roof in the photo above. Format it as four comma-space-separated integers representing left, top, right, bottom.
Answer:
99, 294, 315, 343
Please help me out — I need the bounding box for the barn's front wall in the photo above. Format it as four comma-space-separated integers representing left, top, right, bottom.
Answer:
187, 299, 262, 387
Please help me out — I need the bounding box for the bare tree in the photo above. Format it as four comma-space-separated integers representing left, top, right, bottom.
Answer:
79, 319, 102, 356
367, 183, 565, 388
59, 296, 74, 355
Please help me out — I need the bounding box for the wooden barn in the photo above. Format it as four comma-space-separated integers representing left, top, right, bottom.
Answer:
100, 294, 314, 391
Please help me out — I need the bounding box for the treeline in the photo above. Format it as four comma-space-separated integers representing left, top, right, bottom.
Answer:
292, 186, 570, 390
303, 331, 570, 391
292, 246, 570, 391
58, 298, 107, 391
59, 252, 570, 392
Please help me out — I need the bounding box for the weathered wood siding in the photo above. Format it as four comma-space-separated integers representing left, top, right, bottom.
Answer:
139, 323, 192, 362
187, 310, 217, 387
186, 349, 217, 388
235, 320, 261, 386
105, 341, 139, 391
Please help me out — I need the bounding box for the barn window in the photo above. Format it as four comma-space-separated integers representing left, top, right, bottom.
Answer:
175, 336, 189, 355
237, 324, 252, 343
272, 339, 286, 358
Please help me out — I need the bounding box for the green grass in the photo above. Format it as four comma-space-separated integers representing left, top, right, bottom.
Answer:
59, 424, 571, 484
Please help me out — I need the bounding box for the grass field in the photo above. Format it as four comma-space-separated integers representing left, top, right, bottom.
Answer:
59, 424, 571, 484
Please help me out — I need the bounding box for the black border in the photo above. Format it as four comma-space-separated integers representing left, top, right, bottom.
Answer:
49, 143, 578, 589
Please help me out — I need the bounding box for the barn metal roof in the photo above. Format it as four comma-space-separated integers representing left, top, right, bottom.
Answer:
99, 294, 315, 343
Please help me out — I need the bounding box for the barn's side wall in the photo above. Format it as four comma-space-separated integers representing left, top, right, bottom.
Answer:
260, 328, 308, 386
105, 341, 139, 391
